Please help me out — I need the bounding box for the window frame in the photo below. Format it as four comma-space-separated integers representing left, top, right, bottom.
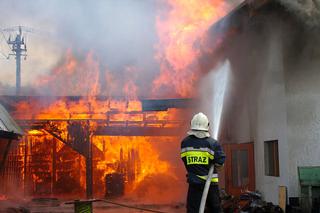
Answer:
264, 140, 280, 177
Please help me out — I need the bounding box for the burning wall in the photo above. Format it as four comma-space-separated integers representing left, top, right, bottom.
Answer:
0, 0, 240, 203
0, 96, 188, 201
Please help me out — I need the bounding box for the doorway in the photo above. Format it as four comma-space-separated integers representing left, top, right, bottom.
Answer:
223, 142, 255, 196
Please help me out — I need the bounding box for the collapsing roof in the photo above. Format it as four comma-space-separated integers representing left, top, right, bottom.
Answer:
0, 104, 23, 139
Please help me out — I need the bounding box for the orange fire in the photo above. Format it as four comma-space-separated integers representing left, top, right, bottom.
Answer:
93, 136, 174, 188
36, 49, 100, 96
15, 95, 182, 199
4, 0, 234, 201
153, 0, 229, 97
10, 49, 185, 199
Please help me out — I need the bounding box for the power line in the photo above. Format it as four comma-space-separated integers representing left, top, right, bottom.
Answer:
0, 52, 8, 59
1, 26, 28, 95
0, 31, 9, 59
0, 30, 11, 50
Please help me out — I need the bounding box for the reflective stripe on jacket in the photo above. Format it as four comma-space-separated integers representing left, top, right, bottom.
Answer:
180, 135, 225, 184
197, 173, 219, 183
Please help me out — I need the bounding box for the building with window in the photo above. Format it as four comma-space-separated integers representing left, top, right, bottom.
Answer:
205, 0, 320, 207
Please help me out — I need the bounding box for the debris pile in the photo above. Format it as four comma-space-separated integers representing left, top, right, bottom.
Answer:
221, 190, 284, 213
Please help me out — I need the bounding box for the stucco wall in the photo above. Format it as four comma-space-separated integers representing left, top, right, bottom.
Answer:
285, 30, 320, 197
253, 31, 290, 203
211, 5, 320, 204
230, 23, 320, 201
224, 23, 291, 204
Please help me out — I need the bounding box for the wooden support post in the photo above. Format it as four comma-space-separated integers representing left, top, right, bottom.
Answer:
86, 121, 93, 199
85, 154, 93, 199
51, 138, 57, 195
24, 137, 28, 196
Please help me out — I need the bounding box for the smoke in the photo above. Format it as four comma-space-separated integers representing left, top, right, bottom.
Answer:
0, 0, 158, 96
126, 174, 186, 203
0, 82, 14, 94
0, 0, 244, 97
279, 0, 320, 26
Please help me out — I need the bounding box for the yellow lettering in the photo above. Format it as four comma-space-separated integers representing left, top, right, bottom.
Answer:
203, 157, 207, 164
186, 155, 209, 165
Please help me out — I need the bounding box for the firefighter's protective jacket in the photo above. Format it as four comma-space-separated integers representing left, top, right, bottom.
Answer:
180, 135, 225, 184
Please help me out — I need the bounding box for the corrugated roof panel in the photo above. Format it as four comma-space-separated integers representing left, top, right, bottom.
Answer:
0, 104, 24, 136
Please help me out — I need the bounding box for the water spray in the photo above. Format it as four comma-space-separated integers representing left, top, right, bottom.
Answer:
210, 60, 230, 140
199, 60, 230, 213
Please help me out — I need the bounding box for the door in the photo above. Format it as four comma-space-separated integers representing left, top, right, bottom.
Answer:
223, 142, 255, 196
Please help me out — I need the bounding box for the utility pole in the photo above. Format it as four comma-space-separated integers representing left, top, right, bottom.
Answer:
7, 26, 27, 96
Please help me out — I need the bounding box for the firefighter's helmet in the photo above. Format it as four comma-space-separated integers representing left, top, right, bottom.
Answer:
190, 112, 209, 131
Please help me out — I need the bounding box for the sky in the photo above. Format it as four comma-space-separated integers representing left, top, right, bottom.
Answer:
0, 0, 242, 96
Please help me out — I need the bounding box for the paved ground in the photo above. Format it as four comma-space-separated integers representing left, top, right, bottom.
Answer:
0, 198, 186, 213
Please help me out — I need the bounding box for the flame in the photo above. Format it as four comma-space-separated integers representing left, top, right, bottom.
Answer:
0, 0, 236, 201
36, 50, 100, 96
4, 3, 231, 198
15, 102, 181, 198
28, 129, 45, 135
10, 51, 185, 199
153, 0, 229, 97
93, 136, 174, 188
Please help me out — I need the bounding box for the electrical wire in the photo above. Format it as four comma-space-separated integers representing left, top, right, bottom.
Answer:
0, 30, 12, 50
0, 30, 10, 59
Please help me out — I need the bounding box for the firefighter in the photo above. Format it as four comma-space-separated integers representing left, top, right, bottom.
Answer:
180, 112, 225, 213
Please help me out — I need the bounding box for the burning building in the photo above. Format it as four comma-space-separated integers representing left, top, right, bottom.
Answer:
0, 0, 234, 207
3, 0, 320, 211
0, 95, 193, 201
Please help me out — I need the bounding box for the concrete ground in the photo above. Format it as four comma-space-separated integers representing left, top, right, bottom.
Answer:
0, 198, 185, 213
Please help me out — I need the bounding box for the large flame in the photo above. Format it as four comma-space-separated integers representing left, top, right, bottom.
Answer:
16, 102, 181, 199
153, 0, 229, 97
10, 50, 185, 200
4, 0, 234, 202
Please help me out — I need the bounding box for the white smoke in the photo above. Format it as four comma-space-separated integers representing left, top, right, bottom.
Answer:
0, 0, 245, 96
0, 0, 158, 95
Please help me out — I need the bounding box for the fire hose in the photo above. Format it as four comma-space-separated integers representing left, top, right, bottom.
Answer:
199, 164, 215, 213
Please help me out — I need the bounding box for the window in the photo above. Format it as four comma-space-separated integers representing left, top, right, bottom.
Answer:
264, 140, 279, 176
